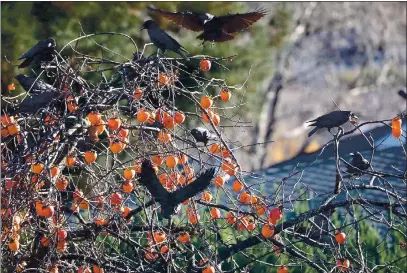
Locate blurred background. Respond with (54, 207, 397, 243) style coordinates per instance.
(2, 1, 406, 171)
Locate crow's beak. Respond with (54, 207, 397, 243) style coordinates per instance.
(349, 114, 358, 124)
(140, 26, 145, 31)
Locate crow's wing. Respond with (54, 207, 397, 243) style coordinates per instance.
(16, 76, 56, 94)
(12, 91, 60, 114)
(159, 29, 184, 50)
(309, 111, 340, 127)
(148, 6, 205, 32)
(169, 167, 215, 205)
(323, 111, 350, 127)
(18, 41, 41, 60)
(19, 39, 53, 60)
(214, 8, 267, 34)
(15, 76, 36, 91)
(18, 58, 34, 69)
(140, 160, 170, 202)
(347, 158, 359, 174)
(148, 28, 183, 51)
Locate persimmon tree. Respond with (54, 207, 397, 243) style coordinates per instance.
(1, 31, 406, 273)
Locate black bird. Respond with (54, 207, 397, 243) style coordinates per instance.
(148, 6, 267, 46)
(12, 75, 60, 114)
(140, 160, 215, 219)
(14, 74, 57, 94)
(346, 152, 370, 177)
(18, 38, 56, 68)
(140, 20, 190, 61)
(190, 127, 217, 145)
(307, 111, 358, 137)
(398, 88, 407, 100)
(11, 91, 60, 115)
(132, 51, 150, 62)
(109, 64, 138, 86)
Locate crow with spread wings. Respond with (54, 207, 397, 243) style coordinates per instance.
(148, 6, 267, 46)
(140, 160, 216, 219)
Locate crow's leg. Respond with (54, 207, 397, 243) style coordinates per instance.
(338, 127, 344, 136)
(157, 49, 167, 59)
(328, 128, 332, 135)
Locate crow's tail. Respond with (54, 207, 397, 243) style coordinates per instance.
(180, 46, 189, 54)
(18, 58, 32, 68)
(308, 127, 319, 137)
(161, 205, 175, 219)
(175, 49, 190, 62)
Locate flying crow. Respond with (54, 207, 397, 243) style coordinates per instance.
(148, 6, 267, 46)
(18, 38, 56, 68)
(140, 160, 215, 218)
(141, 20, 190, 61)
(190, 127, 217, 145)
(307, 111, 358, 137)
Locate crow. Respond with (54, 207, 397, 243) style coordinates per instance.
(140, 160, 215, 219)
(18, 38, 56, 68)
(132, 51, 150, 62)
(346, 152, 370, 177)
(307, 111, 358, 137)
(190, 127, 217, 145)
(148, 6, 267, 46)
(14, 74, 57, 94)
(12, 75, 60, 114)
(398, 88, 407, 100)
(109, 64, 138, 87)
(140, 20, 190, 61)
(10, 91, 61, 115)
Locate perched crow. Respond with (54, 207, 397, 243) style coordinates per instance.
(190, 127, 217, 145)
(307, 111, 358, 137)
(18, 38, 56, 68)
(140, 160, 215, 218)
(140, 20, 190, 61)
(109, 64, 138, 86)
(12, 75, 60, 114)
(148, 6, 267, 46)
(132, 51, 150, 62)
(11, 91, 61, 115)
(346, 152, 370, 177)
(14, 74, 57, 94)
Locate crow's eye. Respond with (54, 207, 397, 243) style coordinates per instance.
(48, 43, 52, 47)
